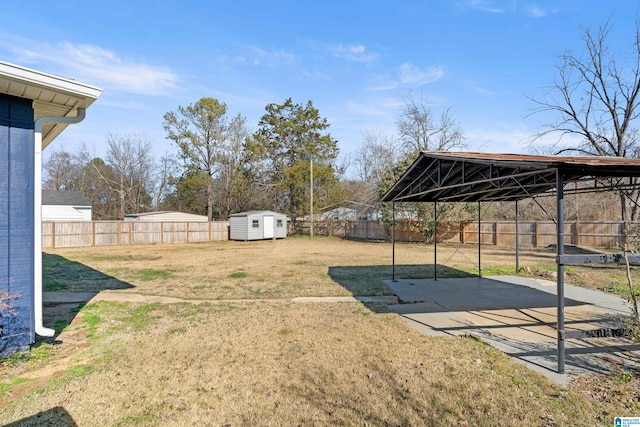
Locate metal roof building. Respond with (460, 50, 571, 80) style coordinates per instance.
(124, 211, 208, 222)
(382, 151, 640, 374)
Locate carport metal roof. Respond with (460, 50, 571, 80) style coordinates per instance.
(381, 151, 640, 203)
(382, 151, 640, 375)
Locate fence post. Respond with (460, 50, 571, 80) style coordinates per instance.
(209, 221, 212, 242)
(117, 222, 121, 246)
(459, 221, 465, 243)
(186, 222, 190, 243)
(91, 221, 95, 246)
(533, 222, 539, 247)
(493, 222, 497, 245)
(573, 220, 580, 246)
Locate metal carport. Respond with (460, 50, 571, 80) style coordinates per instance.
(381, 151, 640, 373)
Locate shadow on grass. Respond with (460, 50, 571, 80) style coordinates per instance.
(328, 264, 474, 297)
(4, 406, 76, 426)
(43, 253, 134, 293)
(41, 253, 134, 344)
(328, 264, 475, 314)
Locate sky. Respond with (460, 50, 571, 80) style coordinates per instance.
(1, 1, 638, 177)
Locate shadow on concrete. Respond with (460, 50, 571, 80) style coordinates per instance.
(328, 264, 475, 313)
(387, 275, 585, 310)
(328, 263, 640, 379)
(385, 274, 640, 379)
(4, 406, 76, 426)
(40, 253, 135, 345)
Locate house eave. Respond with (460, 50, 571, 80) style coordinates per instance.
(0, 61, 102, 147)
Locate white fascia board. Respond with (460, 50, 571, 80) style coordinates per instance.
(0, 61, 102, 105)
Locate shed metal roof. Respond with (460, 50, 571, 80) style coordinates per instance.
(381, 151, 640, 203)
(229, 210, 287, 217)
(0, 61, 102, 148)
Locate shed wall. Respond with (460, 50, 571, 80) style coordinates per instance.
(229, 216, 249, 240)
(273, 214, 287, 238)
(0, 94, 35, 355)
(42, 205, 91, 221)
(229, 211, 287, 240)
(246, 213, 265, 240)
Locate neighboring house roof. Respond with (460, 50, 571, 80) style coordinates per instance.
(0, 61, 102, 148)
(42, 190, 91, 207)
(124, 211, 209, 221)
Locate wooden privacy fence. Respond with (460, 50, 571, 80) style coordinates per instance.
(43, 221, 229, 249)
(43, 219, 636, 249)
(296, 219, 634, 249)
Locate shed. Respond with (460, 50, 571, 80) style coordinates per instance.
(42, 190, 92, 221)
(124, 211, 208, 222)
(229, 210, 287, 240)
(0, 61, 101, 355)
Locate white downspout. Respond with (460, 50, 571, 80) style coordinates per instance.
(34, 108, 86, 337)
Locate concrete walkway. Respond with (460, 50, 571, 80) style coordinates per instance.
(385, 275, 640, 384)
(43, 292, 397, 306)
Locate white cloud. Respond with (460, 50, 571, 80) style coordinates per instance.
(6, 40, 179, 96)
(466, 0, 505, 13)
(524, 3, 546, 18)
(466, 127, 530, 153)
(243, 46, 295, 67)
(398, 63, 444, 86)
(331, 44, 378, 64)
(475, 86, 500, 96)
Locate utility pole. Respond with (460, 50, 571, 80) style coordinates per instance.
(310, 158, 314, 238)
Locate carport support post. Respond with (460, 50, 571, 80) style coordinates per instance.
(478, 201, 481, 278)
(556, 170, 566, 374)
(434, 202, 438, 280)
(515, 200, 519, 275)
(392, 202, 396, 282)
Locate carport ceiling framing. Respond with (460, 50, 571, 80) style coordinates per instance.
(381, 151, 640, 203)
(381, 151, 640, 375)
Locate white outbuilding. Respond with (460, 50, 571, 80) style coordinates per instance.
(124, 211, 208, 222)
(42, 190, 92, 221)
(229, 210, 287, 241)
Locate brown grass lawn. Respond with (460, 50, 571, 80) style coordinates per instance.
(0, 237, 638, 425)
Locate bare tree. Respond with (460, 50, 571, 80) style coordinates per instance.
(396, 91, 465, 154)
(353, 130, 400, 206)
(43, 148, 79, 190)
(151, 153, 178, 210)
(215, 113, 252, 218)
(86, 134, 154, 219)
(530, 18, 640, 219)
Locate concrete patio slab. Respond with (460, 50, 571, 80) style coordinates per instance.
(385, 275, 640, 384)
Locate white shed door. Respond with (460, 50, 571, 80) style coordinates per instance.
(263, 216, 274, 238)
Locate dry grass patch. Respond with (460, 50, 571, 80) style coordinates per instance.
(0, 300, 616, 426)
(25, 237, 640, 425)
(43, 237, 560, 300)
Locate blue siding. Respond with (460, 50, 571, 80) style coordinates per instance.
(0, 94, 34, 356)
